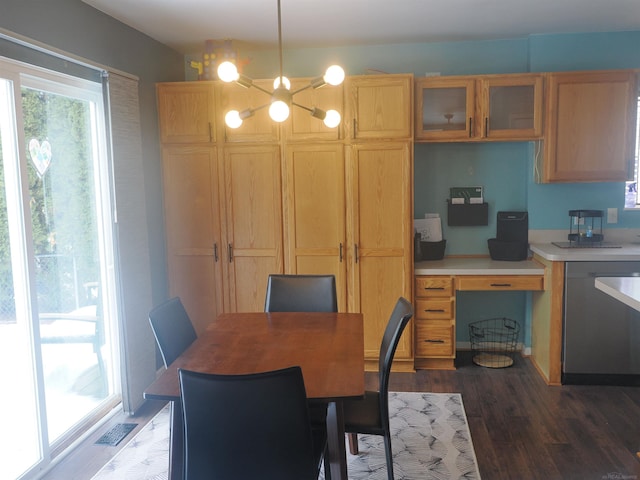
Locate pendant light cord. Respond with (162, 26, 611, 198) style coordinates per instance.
(277, 0, 284, 82)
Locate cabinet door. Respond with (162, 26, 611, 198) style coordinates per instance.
(283, 144, 347, 310)
(415, 76, 476, 141)
(218, 80, 280, 143)
(543, 70, 638, 182)
(346, 74, 413, 140)
(285, 78, 344, 141)
(347, 142, 413, 366)
(221, 145, 284, 312)
(157, 82, 216, 144)
(162, 146, 223, 334)
(481, 74, 544, 140)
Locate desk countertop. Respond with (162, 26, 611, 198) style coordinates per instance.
(595, 277, 640, 312)
(415, 257, 545, 275)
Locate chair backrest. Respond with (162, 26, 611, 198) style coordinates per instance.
(264, 274, 338, 312)
(179, 366, 319, 480)
(377, 297, 414, 420)
(148, 297, 197, 368)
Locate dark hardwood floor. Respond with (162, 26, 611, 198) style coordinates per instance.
(42, 351, 640, 480)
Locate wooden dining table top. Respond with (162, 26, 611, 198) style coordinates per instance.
(144, 311, 365, 401)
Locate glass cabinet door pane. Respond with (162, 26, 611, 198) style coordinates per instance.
(422, 87, 469, 132)
(488, 85, 535, 131)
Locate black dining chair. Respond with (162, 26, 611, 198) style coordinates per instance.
(342, 296, 414, 480)
(264, 274, 338, 313)
(178, 366, 327, 480)
(148, 297, 197, 368)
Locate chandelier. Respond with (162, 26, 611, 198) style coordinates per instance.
(217, 0, 345, 129)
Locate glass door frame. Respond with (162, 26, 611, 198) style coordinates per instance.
(0, 56, 121, 480)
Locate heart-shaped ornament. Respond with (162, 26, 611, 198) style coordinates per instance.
(29, 138, 52, 177)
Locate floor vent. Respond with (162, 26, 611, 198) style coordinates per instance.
(94, 423, 138, 446)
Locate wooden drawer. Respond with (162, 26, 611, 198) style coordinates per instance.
(415, 298, 454, 320)
(415, 276, 454, 297)
(455, 275, 544, 291)
(415, 321, 454, 357)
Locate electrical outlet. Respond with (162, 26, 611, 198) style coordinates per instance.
(607, 208, 618, 224)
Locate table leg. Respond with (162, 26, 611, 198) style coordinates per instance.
(169, 401, 184, 480)
(326, 400, 348, 480)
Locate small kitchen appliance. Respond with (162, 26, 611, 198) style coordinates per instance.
(487, 211, 529, 261)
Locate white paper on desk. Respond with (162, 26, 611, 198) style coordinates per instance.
(415, 214, 442, 242)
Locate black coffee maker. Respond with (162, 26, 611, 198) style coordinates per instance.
(487, 211, 529, 261)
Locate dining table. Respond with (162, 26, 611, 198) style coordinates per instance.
(144, 311, 365, 480)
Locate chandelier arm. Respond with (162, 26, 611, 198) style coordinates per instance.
(241, 82, 272, 96)
(250, 102, 271, 114)
(290, 83, 314, 96)
(291, 102, 312, 113)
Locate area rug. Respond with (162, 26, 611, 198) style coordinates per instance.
(92, 392, 480, 480)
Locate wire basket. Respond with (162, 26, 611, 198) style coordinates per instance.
(469, 317, 520, 368)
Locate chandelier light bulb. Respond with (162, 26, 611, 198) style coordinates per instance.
(273, 76, 291, 90)
(225, 110, 243, 129)
(217, 61, 239, 83)
(324, 65, 345, 86)
(323, 109, 341, 128)
(269, 100, 290, 122)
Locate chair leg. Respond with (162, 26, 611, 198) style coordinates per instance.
(323, 448, 332, 480)
(347, 433, 359, 455)
(383, 433, 394, 480)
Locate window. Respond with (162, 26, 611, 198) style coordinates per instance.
(0, 56, 120, 480)
(624, 93, 640, 208)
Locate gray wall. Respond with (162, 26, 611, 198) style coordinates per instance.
(1, 0, 185, 307)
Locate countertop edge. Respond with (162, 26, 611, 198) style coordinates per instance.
(415, 257, 545, 275)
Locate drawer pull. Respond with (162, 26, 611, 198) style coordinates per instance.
(490, 283, 512, 287)
(425, 339, 445, 343)
(424, 309, 445, 313)
(424, 287, 445, 290)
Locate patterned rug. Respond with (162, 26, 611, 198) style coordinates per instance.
(92, 392, 480, 480)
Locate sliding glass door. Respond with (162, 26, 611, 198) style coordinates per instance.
(0, 58, 120, 479)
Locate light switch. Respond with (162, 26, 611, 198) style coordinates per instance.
(607, 208, 618, 224)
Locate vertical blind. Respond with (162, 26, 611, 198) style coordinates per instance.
(106, 71, 156, 414)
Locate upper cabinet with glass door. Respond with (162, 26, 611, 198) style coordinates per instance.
(415, 73, 544, 142)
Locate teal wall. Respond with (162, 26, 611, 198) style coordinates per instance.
(192, 31, 640, 347)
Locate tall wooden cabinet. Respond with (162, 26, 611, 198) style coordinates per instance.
(161, 145, 223, 334)
(346, 142, 413, 370)
(344, 75, 414, 371)
(220, 145, 283, 312)
(282, 144, 348, 310)
(157, 75, 414, 370)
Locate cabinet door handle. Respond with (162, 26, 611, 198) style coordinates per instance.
(425, 339, 445, 344)
(228, 243, 233, 262)
(353, 119, 357, 137)
(484, 117, 489, 137)
(339, 243, 343, 262)
(208, 122, 213, 142)
(354, 244, 359, 263)
(468, 117, 473, 137)
(214, 243, 219, 262)
(490, 283, 512, 287)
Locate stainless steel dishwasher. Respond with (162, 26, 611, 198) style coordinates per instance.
(563, 261, 640, 385)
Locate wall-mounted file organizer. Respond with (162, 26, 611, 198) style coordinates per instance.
(447, 201, 489, 226)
